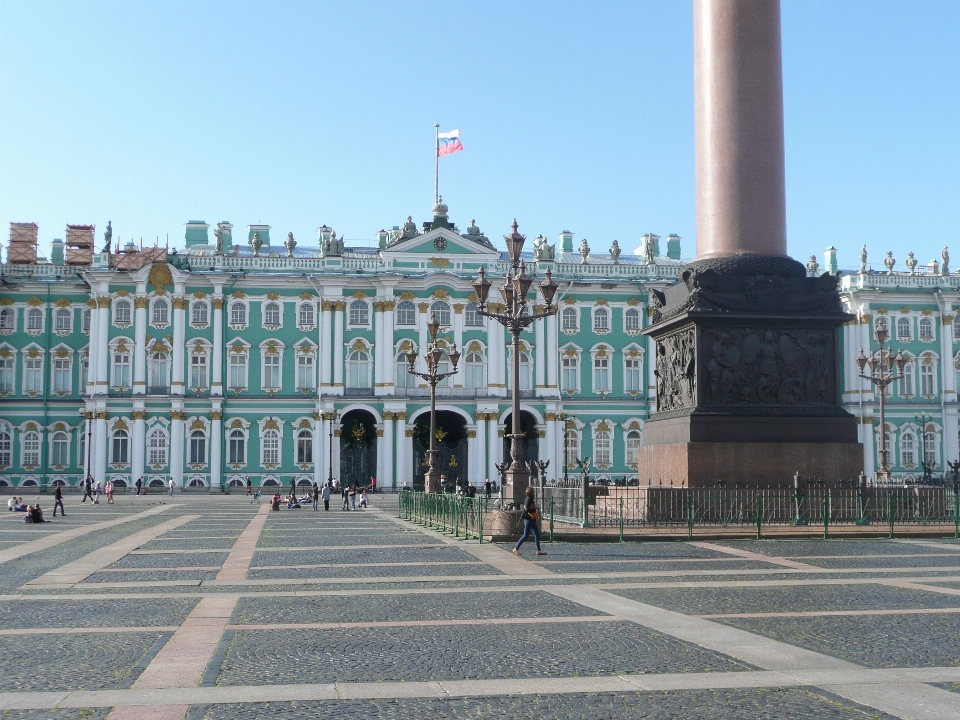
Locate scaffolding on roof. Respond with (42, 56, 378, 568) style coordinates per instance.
(8, 222, 39, 265)
(65, 224, 95, 266)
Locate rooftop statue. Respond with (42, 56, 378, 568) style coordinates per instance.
(464, 219, 493, 249)
(395, 216, 419, 243)
(942, 246, 950, 276)
(905, 252, 917, 275)
(102, 221, 113, 254)
(213, 226, 224, 255)
(285, 232, 297, 258)
(609, 240, 622, 264)
(884, 251, 895, 275)
(860, 244, 868, 274)
(579, 238, 591, 265)
(533, 235, 555, 261)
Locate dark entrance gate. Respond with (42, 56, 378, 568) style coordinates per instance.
(339, 409, 377, 488)
(411, 410, 468, 492)
(502, 411, 540, 470)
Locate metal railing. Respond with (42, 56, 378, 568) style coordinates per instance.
(398, 489, 486, 541)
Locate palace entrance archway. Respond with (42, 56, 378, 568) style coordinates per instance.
(412, 410, 468, 492)
(501, 411, 540, 474)
(339, 409, 377, 489)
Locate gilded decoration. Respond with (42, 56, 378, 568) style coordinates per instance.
(627, 297, 640, 306)
(170, 412, 186, 421)
(212, 298, 224, 309)
(433, 289, 450, 299)
(467, 292, 478, 302)
(131, 411, 146, 420)
(417, 303, 429, 313)
(193, 291, 207, 299)
(563, 297, 578, 305)
(54, 298, 72, 307)
(466, 340, 482, 353)
(211, 411, 223, 420)
(232, 290, 246, 299)
(921, 308, 933, 316)
(350, 339, 366, 351)
(230, 343, 244, 354)
(112, 419, 129, 431)
(86, 298, 97, 308)
(172, 297, 188, 310)
(351, 290, 369, 299)
(190, 419, 205, 430)
(0, 349, 9, 359)
(264, 419, 279, 430)
(453, 304, 464, 314)
(399, 291, 416, 300)
(147, 263, 174, 290)
(300, 291, 313, 300)
(135, 297, 149, 309)
(429, 257, 450, 269)
(27, 349, 40, 358)
(27, 297, 43, 307)
(266, 292, 279, 301)
(595, 298, 609, 306)
(97, 297, 111, 308)
(230, 419, 243, 429)
(0, 297, 12, 306)
(55, 348, 70, 358)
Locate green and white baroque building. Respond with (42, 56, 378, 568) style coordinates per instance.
(1, 202, 953, 490)
(0, 202, 683, 491)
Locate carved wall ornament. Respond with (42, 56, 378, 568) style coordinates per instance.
(654, 327, 696, 412)
(230, 343, 245, 354)
(900, 307, 911, 314)
(627, 297, 640, 306)
(399, 291, 416, 300)
(55, 348, 70, 358)
(0, 297, 12, 306)
(563, 297, 578, 305)
(232, 290, 246, 299)
(433, 288, 450, 299)
(212, 298, 224, 310)
(135, 296, 149, 309)
(190, 419, 205, 430)
(172, 297, 188, 310)
(131, 411, 146, 420)
(27, 297, 43, 307)
(921, 308, 933, 316)
(148, 263, 174, 289)
(417, 303, 429, 313)
(265, 292, 279, 301)
(54, 298, 72, 307)
(97, 297, 112, 308)
(350, 290, 369, 299)
(27, 348, 40, 358)
(466, 340, 483, 353)
(429, 257, 451, 269)
(595, 298, 609, 306)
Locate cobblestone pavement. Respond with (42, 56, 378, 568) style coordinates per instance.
(0, 494, 958, 719)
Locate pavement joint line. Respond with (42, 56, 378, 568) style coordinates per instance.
(0, 626, 180, 636)
(893, 539, 960, 552)
(0, 666, 956, 711)
(24, 515, 200, 587)
(251, 560, 485, 570)
(228, 615, 617, 631)
(371, 507, 556, 577)
(689, 541, 823, 570)
(879, 579, 960, 595)
(0, 505, 175, 567)
(215, 505, 270, 582)
(542, 584, 960, 720)
(94, 567, 222, 573)
(129, 543, 448, 555)
(695, 607, 960, 619)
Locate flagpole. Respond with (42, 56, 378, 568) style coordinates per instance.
(434, 123, 440, 205)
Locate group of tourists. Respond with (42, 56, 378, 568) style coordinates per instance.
(7, 496, 48, 523)
(259, 477, 372, 512)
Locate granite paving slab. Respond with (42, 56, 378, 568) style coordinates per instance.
(0, 597, 198, 628)
(84, 569, 217, 583)
(509, 542, 731, 560)
(251, 545, 478, 567)
(139, 538, 239, 551)
(537, 560, 774, 574)
(257, 534, 441, 548)
(800, 555, 960, 569)
(714, 539, 955, 557)
(109, 552, 230, 569)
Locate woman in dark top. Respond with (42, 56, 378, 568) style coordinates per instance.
(513, 487, 546, 556)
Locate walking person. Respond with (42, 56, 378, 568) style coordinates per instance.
(167, 478, 175, 497)
(513, 487, 546, 557)
(341, 485, 350, 511)
(484, 478, 492, 500)
(135, 476, 143, 496)
(349, 485, 357, 510)
(246, 477, 252, 496)
(105, 479, 114, 504)
(53, 484, 65, 517)
(82, 477, 93, 503)
(321, 482, 331, 511)
(312, 482, 319, 511)
(93, 480, 101, 505)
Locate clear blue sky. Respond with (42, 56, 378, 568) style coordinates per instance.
(1, 0, 957, 271)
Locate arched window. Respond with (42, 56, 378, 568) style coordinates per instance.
(148, 428, 167, 466)
(262, 429, 280, 466)
(27, 308, 43, 331)
(920, 362, 935, 396)
(228, 429, 246, 464)
(431, 301, 451, 326)
(113, 350, 131, 389)
(919, 317, 934, 340)
(298, 302, 314, 327)
(82, 308, 91, 333)
(901, 432, 915, 466)
(55, 308, 71, 331)
(114, 300, 131, 325)
(263, 302, 281, 326)
(508, 351, 532, 391)
(189, 430, 207, 465)
(347, 350, 371, 388)
(464, 302, 482, 327)
(593, 307, 609, 331)
(0, 354, 13, 393)
(296, 429, 313, 464)
(230, 301, 247, 326)
(192, 301, 208, 326)
(149, 351, 169, 392)
(594, 430, 612, 467)
(562, 307, 578, 331)
(875, 316, 888, 335)
(0, 308, 13, 330)
(51, 431, 69, 467)
(152, 299, 169, 325)
(896, 316, 911, 341)
(112, 429, 129, 465)
(22, 431, 40, 466)
(0, 429, 10, 467)
(901, 361, 914, 396)
(593, 354, 610, 392)
(923, 431, 937, 465)
(464, 352, 486, 389)
(624, 357, 642, 393)
(625, 430, 642, 468)
(564, 428, 580, 469)
(396, 353, 416, 388)
(349, 300, 369, 326)
(396, 301, 416, 325)
(625, 307, 640, 332)
(561, 354, 579, 393)
(954, 315, 960, 341)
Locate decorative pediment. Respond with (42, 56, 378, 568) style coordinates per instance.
(382, 227, 499, 259)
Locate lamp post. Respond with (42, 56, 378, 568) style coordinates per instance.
(326, 409, 340, 486)
(914, 412, 935, 485)
(558, 412, 575, 485)
(472, 221, 558, 505)
(406, 314, 460, 493)
(856, 324, 906, 482)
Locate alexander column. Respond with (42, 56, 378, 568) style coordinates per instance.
(638, 0, 863, 486)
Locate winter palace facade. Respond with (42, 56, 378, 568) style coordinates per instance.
(0, 201, 956, 489)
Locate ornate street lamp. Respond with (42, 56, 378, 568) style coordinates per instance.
(856, 323, 906, 481)
(406, 314, 460, 493)
(326, 409, 340, 486)
(558, 412, 575, 485)
(473, 220, 558, 505)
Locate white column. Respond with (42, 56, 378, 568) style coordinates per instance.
(383, 301, 396, 392)
(212, 297, 224, 396)
(545, 413, 557, 482)
(171, 412, 184, 488)
(534, 316, 545, 393)
(93, 411, 107, 484)
(95, 298, 109, 395)
(489, 321, 506, 396)
(375, 424, 386, 485)
(210, 410, 222, 489)
(546, 312, 559, 392)
(171, 296, 186, 396)
(318, 413, 331, 485)
(395, 411, 408, 488)
(332, 301, 344, 393)
(86, 302, 99, 395)
(487, 414, 500, 485)
(374, 302, 386, 396)
(332, 419, 342, 480)
(862, 414, 876, 479)
(320, 302, 333, 389)
(382, 414, 395, 487)
(133, 297, 147, 395)
(131, 411, 145, 484)
(475, 412, 487, 483)
(944, 407, 959, 466)
(313, 414, 324, 487)
(466, 426, 479, 486)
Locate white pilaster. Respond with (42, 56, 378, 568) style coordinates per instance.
(382, 414, 395, 487)
(545, 414, 557, 482)
(452, 305, 464, 388)
(535, 317, 545, 393)
(487, 414, 500, 485)
(131, 411, 145, 485)
(332, 419, 342, 481)
(171, 296, 186, 395)
(210, 410, 222, 490)
(395, 411, 408, 488)
(171, 412, 184, 488)
(332, 301, 344, 393)
(474, 413, 487, 483)
(313, 412, 324, 487)
(546, 312, 559, 392)
(95, 298, 109, 395)
(944, 407, 959, 466)
(320, 302, 333, 388)
(133, 297, 147, 395)
(383, 301, 396, 392)
(93, 413, 107, 484)
(466, 425, 479, 486)
(375, 424, 386, 486)
(212, 296, 223, 396)
(374, 301, 387, 396)
(86, 303, 99, 395)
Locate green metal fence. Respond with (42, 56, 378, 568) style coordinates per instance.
(398, 490, 486, 541)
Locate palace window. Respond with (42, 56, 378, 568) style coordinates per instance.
(896, 316, 911, 341)
(0, 428, 10, 467)
(593, 307, 609, 332)
(594, 430, 612, 467)
(298, 302, 315, 327)
(465, 302, 482, 327)
(296, 429, 313, 464)
(228, 429, 246, 464)
(508, 351, 532, 391)
(148, 428, 167, 466)
(229, 352, 248, 390)
(51, 432, 69, 467)
(189, 430, 207, 465)
(348, 300, 369, 326)
(53, 357, 71, 393)
(624, 357, 641, 393)
(919, 317, 934, 340)
(82, 308, 91, 333)
(625, 430, 641, 468)
(0, 357, 12, 393)
(562, 307, 578, 331)
(430, 301, 451, 327)
(901, 432, 915, 466)
(79, 355, 88, 391)
(149, 351, 169, 392)
(561, 355, 579, 393)
(152, 299, 169, 325)
(625, 307, 641, 332)
(436, 358, 451, 388)
(297, 354, 315, 390)
(900, 362, 914, 396)
(924, 432, 937, 465)
(921, 363, 935, 396)
(464, 352, 486, 389)
(263, 302, 281, 327)
(954, 315, 960, 341)
(24, 356, 43, 393)
(396, 353, 416, 388)
(593, 355, 610, 393)
(114, 300, 131, 325)
(27, 308, 43, 331)
(191, 301, 208, 326)
(113, 352, 131, 389)
(22, 431, 40, 467)
(190, 354, 208, 390)
(564, 428, 580, 469)
(396, 301, 416, 325)
(55, 308, 71, 332)
(262, 429, 280, 466)
(347, 349, 371, 388)
(875, 316, 888, 336)
(112, 430, 129, 465)
(263, 354, 281, 390)
(0, 308, 13, 330)
(230, 301, 247, 326)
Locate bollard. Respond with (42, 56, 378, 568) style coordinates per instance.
(823, 490, 830, 540)
(755, 492, 762, 540)
(687, 492, 694, 540)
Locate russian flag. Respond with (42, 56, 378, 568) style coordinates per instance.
(437, 129, 464, 157)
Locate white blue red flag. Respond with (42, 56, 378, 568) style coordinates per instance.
(437, 129, 464, 157)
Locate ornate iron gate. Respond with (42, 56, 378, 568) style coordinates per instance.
(412, 437, 469, 492)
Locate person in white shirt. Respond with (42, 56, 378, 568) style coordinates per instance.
(168, 478, 175, 497)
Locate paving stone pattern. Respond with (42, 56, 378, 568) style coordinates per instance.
(247, 563, 500, 580)
(800, 554, 960, 569)
(251, 544, 479, 567)
(715, 539, 959, 557)
(538, 559, 774, 574)
(109, 552, 230, 568)
(0, 597, 198, 628)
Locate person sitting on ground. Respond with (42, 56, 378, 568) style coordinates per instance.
(7, 497, 15, 511)
(358, 490, 369, 508)
(25, 504, 45, 523)
(13, 497, 27, 512)
(271, 492, 281, 511)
